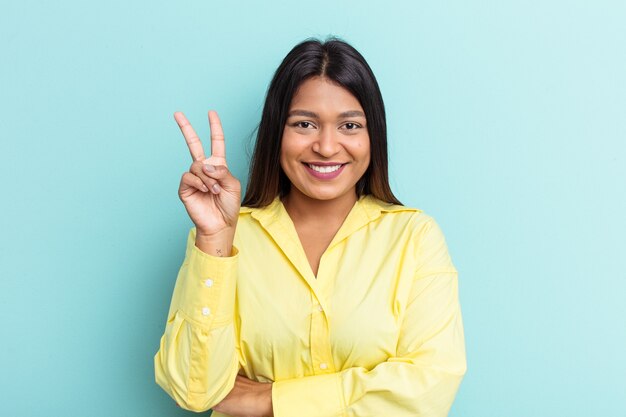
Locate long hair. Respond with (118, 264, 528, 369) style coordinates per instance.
(242, 37, 402, 207)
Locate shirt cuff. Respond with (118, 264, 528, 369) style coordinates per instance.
(272, 372, 344, 417)
(174, 242, 239, 327)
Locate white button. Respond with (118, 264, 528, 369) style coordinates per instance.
(204, 278, 214, 287)
(316, 304, 323, 312)
(319, 363, 328, 370)
(201, 307, 211, 316)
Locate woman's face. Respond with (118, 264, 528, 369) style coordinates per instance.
(280, 76, 370, 203)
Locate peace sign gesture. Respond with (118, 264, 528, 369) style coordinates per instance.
(175, 111, 241, 246)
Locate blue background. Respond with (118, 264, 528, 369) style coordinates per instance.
(1, 1, 624, 416)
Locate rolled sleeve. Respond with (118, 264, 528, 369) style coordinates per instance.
(154, 228, 240, 412)
(171, 237, 239, 327)
(272, 372, 344, 417)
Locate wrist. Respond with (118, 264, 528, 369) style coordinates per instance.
(195, 228, 235, 257)
(196, 226, 235, 241)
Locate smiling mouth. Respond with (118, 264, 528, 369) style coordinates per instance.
(304, 163, 346, 173)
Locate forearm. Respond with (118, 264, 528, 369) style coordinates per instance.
(212, 376, 274, 417)
(271, 362, 464, 417)
(155, 321, 239, 411)
(155, 228, 240, 412)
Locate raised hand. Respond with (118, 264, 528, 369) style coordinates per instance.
(175, 110, 241, 254)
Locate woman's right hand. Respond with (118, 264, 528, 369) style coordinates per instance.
(175, 110, 241, 243)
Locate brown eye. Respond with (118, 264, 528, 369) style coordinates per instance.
(292, 121, 315, 129)
(342, 122, 361, 130)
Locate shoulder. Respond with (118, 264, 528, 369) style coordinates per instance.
(360, 194, 420, 217)
(362, 196, 456, 274)
(358, 196, 451, 253)
(238, 196, 281, 217)
(367, 196, 454, 253)
(402, 211, 457, 276)
(363, 195, 434, 230)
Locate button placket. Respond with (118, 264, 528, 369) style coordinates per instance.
(310, 297, 333, 374)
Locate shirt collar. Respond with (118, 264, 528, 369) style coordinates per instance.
(239, 195, 418, 284)
(240, 194, 417, 235)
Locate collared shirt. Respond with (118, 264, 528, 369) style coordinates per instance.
(154, 194, 466, 417)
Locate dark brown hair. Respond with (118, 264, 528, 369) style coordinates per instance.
(242, 37, 402, 207)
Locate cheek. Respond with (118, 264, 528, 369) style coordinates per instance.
(279, 136, 299, 171)
(279, 131, 289, 161)
(360, 146, 371, 174)
(280, 133, 306, 158)
(279, 141, 289, 162)
(279, 148, 290, 174)
(358, 138, 371, 161)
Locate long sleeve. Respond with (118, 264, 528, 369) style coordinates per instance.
(271, 218, 467, 417)
(154, 228, 240, 412)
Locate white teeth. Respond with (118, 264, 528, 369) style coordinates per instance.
(308, 164, 342, 173)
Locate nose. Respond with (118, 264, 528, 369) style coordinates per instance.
(312, 127, 340, 157)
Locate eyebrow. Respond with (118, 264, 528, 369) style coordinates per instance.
(287, 109, 366, 118)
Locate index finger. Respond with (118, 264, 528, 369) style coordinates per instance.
(208, 110, 226, 159)
(174, 111, 206, 162)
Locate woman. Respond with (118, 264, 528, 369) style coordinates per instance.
(154, 38, 466, 417)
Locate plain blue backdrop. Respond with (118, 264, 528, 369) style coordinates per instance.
(1, 1, 624, 416)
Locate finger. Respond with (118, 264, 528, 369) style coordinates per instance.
(208, 110, 226, 159)
(190, 163, 222, 193)
(202, 164, 230, 180)
(202, 164, 239, 192)
(174, 111, 206, 162)
(181, 172, 209, 193)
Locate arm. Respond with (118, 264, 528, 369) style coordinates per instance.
(154, 228, 240, 412)
(271, 219, 467, 417)
(155, 109, 243, 411)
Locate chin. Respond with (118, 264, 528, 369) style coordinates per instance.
(306, 194, 338, 201)
(301, 187, 353, 202)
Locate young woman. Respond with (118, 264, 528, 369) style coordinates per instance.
(154, 38, 466, 417)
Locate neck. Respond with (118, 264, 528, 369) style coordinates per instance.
(282, 188, 359, 225)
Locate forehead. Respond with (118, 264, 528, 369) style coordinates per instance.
(289, 76, 363, 112)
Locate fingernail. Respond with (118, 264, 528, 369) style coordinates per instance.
(204, 164, 216, 172)
(202, 185, 209, 192)
(212, 183, 221, 193)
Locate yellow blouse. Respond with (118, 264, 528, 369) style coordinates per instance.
(154, 195, 466, 416)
